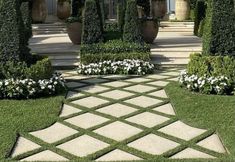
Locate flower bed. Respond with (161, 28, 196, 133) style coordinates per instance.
(0, 72, 65, 99)
(77, 59, 155, 75)
(179, 70, 234, 95)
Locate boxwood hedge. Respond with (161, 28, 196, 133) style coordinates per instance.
(203, 0, 235, 55)
(194, 0, 206, 37)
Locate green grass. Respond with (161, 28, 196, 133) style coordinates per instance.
(0, 94, 65, 160)
(165, 82, 235, 161)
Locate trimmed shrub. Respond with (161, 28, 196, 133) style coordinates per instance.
(80, 40, 150, 54)
(194, 0, 206, 36)
(123, 0, 143, 43)
(187, 53, 235, 83)
(203, 0, 235, 55)
(0, 57, 53, 81)
(0, 0, 31, 63)
(198, 18, 205, 37)
(80, 40, 150, 64)
(81, 0, 103, 44)
(117, 0, 126, 32)
(21, 1, 32, 41)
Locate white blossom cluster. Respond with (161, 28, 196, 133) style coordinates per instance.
(0, 72, 65, 99)
(77, 59, 155, 75)
(179, 70, 234, 95)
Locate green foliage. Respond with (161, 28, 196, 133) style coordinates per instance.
(80, 52, 150, 64)
(123, 0, 143, 43)
(81, 40, 150, 54)
(0, 0, 31, 63)
(0, 57, 53, 80)
(136, 0, 150, 17)
(193, 0, 206, 36)
(198, 18, 205, 37)
(187, 53, 235, 83)
(117, 0, 126, 32)
(203, 0, 235, 55)
(80, 40, 150, 64)
(81, 0, 103, 44)
(21, 1, 32, 40)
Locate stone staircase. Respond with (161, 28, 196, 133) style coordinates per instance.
(30, 21, 202, 69)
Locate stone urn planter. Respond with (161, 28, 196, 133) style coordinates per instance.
(67, 18, 82, 44)
(152, 0, 167, 18)
(57, 0, 71, 20)
(175, 0, 190, 20)
(140, 18, 159, 44)
(32, 0, 48, 23)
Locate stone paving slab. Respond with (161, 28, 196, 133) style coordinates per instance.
(30, 123, 78, 143)
(159, 121, 207, 141)
(124, 85, 156, 93)
(66, 91, 84, 99)
(57, 135, 109, 157)
(94, 121, 142, 141)
(125, 96, 163, 108)
(153, 104, 176, 115)
(20, 150, 68, 161)
(128, 134, 180, 155)
(99, 90, 135, 100)
(72, 96, 109, 108)
(77, 85, 110, 93)
(96, 149, 142, 161)
(11, 137, 41, 157)
(60, 105, 81, 117)
(97, 103, 137, 117)
(126, 112, 170, 128)
(148, 90, 168, 98)
(170, 148, 215, 159)
(102, 81, 131, 88)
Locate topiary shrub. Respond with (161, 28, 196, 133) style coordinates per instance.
(0, 0, 31, 63)
(117, 0, 126, 32)
(123, 0, 143, 43)
(81, 0, 103, 44)
(203, 0, 235, 55)
(194, 0, 206, 36)
(21, 1, 32, 41)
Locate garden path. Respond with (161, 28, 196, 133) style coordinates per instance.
(10, 68, 227, 161)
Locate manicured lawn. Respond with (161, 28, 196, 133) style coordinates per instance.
(165, 82, 235, 161)
(0, 94, 65, 160)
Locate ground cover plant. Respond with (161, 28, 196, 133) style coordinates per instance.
(165, 82, 235, 161)
(0, 94, 65, 160)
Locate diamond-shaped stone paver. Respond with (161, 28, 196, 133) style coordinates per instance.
(167, 77, 179, 82)
(146, 74, 171, 80)
(82, 78, 108, 84)
(66, 91, 84, 99)
(102, 81, 130, 87)
(126, 112, 170, 128)
(153, 104, 176, 115)
(72, 96, 109, 108)
(128, 134, 179, 155)
(148, 90, 168, 98)
(60, 105, 81, 117)
(147, 81, 169, 87)
(102, 75, 127, 79)
(11, 137, 41, 157)
(125, 78, 152, 83)
(99, 90, 134, 100)
(20, 150, 68, 161)
(65, 82, 86, 88)
(197, 134, 226, 153)
(57, 135, 109, 157)
(96, 149, 142, 161)
(170, 148, 215, 159)
(97, 103, 137, 117)
(65, 113, 109, 129)
(30, 123, 77, 143)
(159, 121, 207, 141)
(77, 85, 109, 94)
(161, 71, 180, 76)
(124, 85, 156, 93)
(94, 121, 142, 141)
(125, 96, 163, 108)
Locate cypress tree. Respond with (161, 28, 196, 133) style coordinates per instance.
(81, 0, 103, 44)
(123, 0, 143, 43)
(0, 0, 31, 63)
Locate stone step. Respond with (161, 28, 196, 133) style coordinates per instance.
(160, 21, 194, 27)
(151, 57, 190, 65)
(159, 28, 193, 32)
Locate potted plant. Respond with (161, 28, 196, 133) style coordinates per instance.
(31, 0, 48, 23)
(57, 0, 71, 20)
(175, 0, 190, 20)
(137, 0, 159, 44)
(66, 0, 84, 44)
(152, 0, 167, 18)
